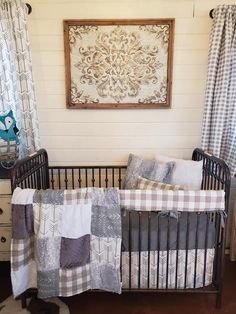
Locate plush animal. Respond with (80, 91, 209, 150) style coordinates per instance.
(0, 110, 19, 143)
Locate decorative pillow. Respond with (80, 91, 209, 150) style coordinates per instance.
(137, 176, 183, 191)
(123, 153, 175, 189)
(155, 153, 203, 190)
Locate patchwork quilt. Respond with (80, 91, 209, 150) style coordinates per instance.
(11, 188, 225, 297)
(11, 187, 121, 298)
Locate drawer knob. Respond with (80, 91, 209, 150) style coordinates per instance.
(0, 208, 3, 215)
(1, 237, 6, 243)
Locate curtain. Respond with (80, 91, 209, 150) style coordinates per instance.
(201, 5, 236, 177)
(0, 0, 40, 158)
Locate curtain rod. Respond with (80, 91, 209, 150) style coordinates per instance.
(26, 3, 32, 15)
(26, 3, 214, 18)
(209, 9, 214, 19)
(25, 3, 214, 18)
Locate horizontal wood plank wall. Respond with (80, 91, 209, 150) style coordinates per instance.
(28, 0, 236, 248)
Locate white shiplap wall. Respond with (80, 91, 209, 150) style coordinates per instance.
(27, 0, 233, 166)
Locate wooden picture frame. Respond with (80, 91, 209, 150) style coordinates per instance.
(64, 19, 174, 109)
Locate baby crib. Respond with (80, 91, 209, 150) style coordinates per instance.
(11, 148, 231, 308)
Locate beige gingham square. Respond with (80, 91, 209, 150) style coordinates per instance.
(137, 176, 183, 191)
(11, 236, 34, 271)
(64, 188, 92, 205)
(59, 264, 91, 296)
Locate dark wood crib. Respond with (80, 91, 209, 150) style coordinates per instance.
(11, 148, 231, 308)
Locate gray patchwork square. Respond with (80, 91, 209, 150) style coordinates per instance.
(92, 188, 120, 207)
(60, 235, 90, 269)
(12, 204, 34, 239)
(37, 269, 59, 298)
(91, 188, 121, 237)
(35, 237, 61, 270)
(91, 264, 121, 294)
(33, 189, 64, 205)
(91, 205, 121, 237)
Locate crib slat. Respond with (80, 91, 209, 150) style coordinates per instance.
(129, 211, 132, 289)
(175, 213, 180, 289)
(65, 168, 68, 189)
(138, 212, 141, 289)
(26, 164, 30, 188)
(148, 212, 151, 289)
(203, 212, 210, 287)
(119, 168, 122, 189)
(166, 214, 170, 289)
(92, 168, 95, 187)
(213, 213, 220, 285)
(41, 167, 44, 189)
(194, 213, 200, 288)
(105, 168, 108, 188)
(58, 168, 61, 189)
(72, 168, 74, 189)
(156, 213, 160, 289)
(112, 168, 115, 187)
(184, 212, 190, 289)
(78, 168, 81, 188)
(85, 169, 88, 187)
(51, 168, 54, 189)
(29, 164, 33, 189)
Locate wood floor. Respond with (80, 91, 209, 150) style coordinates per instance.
(1, 256, 236, 314)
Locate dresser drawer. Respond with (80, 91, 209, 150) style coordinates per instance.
(0, 251, 10, 261)
(0, 179, 11, 194)
(0, 196, 11, 224)
(0, 227, 11, 252)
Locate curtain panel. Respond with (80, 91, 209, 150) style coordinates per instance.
(0, 0, 40, 158)
(201, 5, 236, 177)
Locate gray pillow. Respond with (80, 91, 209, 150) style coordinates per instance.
(123, 154, 175, 189)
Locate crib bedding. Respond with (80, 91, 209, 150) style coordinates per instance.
(11, 188, 225, 298)
(121, 211, 217, 289)
(120, 189, 225, 290)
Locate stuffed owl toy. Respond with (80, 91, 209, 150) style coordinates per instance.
(0, 110, 19, 143)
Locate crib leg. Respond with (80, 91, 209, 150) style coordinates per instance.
(20, 289, 38, 309)
(21, 293, 27, 309)
(216, 291, 222, 309)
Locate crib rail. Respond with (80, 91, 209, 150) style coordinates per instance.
(11, 149, 49, 191)
(192, 148, 231, 212)
(48, 165, 127, 190)
(12, 148, 231, 200)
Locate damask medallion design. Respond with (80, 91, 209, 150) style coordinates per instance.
(64, 20, 174, 108)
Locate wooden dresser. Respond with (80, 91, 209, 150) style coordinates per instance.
(0, 169, 12, 261)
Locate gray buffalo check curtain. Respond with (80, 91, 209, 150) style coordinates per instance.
(201, 5, 236, 177)
(0, 0, 40, 157)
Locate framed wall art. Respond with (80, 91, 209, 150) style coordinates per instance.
(64, 19, 174, 109)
